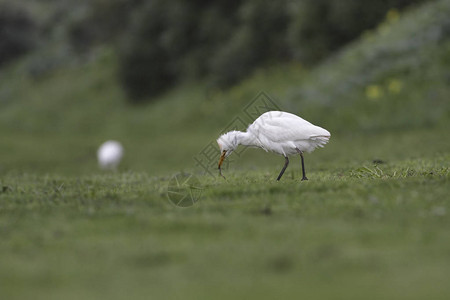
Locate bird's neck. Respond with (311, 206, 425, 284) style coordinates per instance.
(236, 131, 257, 147)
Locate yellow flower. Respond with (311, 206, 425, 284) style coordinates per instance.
(386, 9, 400, 23)
(388, 79, 403, 94)
(366, 85, 383, 100)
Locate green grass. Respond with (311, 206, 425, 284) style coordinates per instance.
(0, 0, 450, 299)
(1, 156, 449, 300)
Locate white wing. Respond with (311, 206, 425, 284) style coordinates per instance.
(247, 111, 330, 154)
(249, 111, 329, 141)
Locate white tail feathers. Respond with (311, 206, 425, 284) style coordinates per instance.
(310, 135, 330, 148)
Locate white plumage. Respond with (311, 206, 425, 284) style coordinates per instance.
(97, 140, 124, 170)
(217, 111, 330, 181)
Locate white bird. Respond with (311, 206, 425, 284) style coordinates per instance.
(217, 111, 330, 181)
(97, 140, 124, 170)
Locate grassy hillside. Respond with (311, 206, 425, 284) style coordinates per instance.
(0, 0, 449, 299)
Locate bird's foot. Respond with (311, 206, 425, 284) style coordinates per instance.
(301, 176, 308, 181)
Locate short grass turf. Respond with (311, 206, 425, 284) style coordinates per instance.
(0, 153, 449, 300)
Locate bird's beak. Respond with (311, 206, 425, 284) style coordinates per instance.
(218, 150, 227, 179)
(218, 150, 227, 169)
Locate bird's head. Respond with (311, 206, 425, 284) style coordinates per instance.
(216, 131, 239, 172)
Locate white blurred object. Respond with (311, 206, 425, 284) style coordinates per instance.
(97, 140, 124, 170)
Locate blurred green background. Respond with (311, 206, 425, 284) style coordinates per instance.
(1, 0, 448, 176)
(1, 0, 450, 299)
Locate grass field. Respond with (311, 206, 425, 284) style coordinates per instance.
(1, 1, 449, 299)
(1, 153, 449, 299)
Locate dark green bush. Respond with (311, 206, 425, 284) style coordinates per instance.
(116, 0, 431, 101)
(210, 0, 289, 87)
(209, 28, 258, 87)
(0, 3, 37, 67)
(67, 0, 145, 54)
(117, 0, 243, 100)
(118, 0, 175, 100)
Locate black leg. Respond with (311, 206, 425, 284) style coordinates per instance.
(277, 156, 289, 181)
(296, 148, 308, 181)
